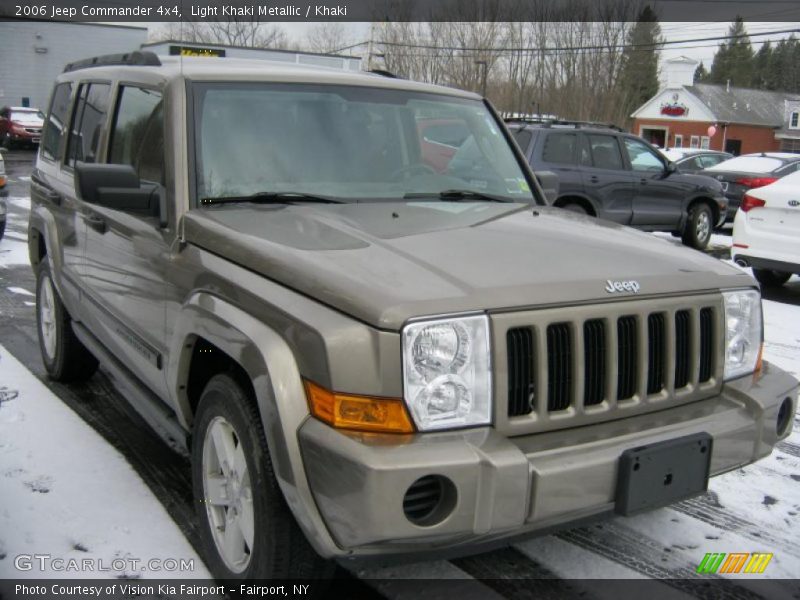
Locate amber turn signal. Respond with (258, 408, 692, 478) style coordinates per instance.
(304, 380, 415, 434)
(755, 343, 764, 374)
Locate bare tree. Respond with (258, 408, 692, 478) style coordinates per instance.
(150, 20, 288, 49)
(305, 22, 353, 54)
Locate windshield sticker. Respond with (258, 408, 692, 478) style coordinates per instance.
(519, 179, 531, 192)
(469, 179, 488, 189)
(505, 178, 524, 194)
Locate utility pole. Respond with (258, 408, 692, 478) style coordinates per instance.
(475, 60, 488, 97)
(367, 21, 376, 71)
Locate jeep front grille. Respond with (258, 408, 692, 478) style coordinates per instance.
(499, 294, 724, 434)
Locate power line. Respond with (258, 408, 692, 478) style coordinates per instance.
(377, 36, 798, 60)
(375, 27, 800, 53)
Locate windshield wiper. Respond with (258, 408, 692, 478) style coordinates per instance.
(403, 189, 515, 202)
(201, 191, 345, 206)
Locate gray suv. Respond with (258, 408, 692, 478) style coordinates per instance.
(30, 52, 798, 580)
(507, 120, 728, 250)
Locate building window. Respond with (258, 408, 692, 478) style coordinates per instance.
(690, 135, 700, 148)
(674, 134, 683, 148)
(791, 111, 799, 129)
(700, 136, 710, 149)
(780, 138, 800, 153)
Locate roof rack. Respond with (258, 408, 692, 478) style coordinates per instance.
(63, 51, 161, 73)
(504, 116, 624, 132)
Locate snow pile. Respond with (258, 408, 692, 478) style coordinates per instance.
(0, 346, 208, 579)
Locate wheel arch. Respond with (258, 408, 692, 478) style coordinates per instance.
(553, 194, 598, 216)
(168, 292, 340, 557)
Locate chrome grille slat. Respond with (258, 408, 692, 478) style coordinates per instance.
(496, 294, 724, 436)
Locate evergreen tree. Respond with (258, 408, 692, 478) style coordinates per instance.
(709, 17, 754, 87)
(694, 61, 709, 83)
(751, 41, 772, 89)
(619, 6, 662, 114)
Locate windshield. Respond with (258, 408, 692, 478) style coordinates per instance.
(192, 83, 535, 204)
(11, 110, 45, 123)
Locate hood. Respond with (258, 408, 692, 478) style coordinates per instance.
(183, 202, 753, 330)
(672, 171, 724, 191)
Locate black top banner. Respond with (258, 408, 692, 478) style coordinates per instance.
(2, 0, 800, 22)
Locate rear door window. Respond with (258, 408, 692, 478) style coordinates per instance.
(109, 86, 164, 184)
(67, 82, 111, 166)
(587, 134, 624, 170)
(41, 83, 73, 161)
(542, 133, 577, 165)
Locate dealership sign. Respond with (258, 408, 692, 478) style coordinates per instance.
(660, 93, 688, 117)
(169, 45, 226, 58)
(660, 102, 688, 117)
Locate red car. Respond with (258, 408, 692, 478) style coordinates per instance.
(0, 106, 45, 148)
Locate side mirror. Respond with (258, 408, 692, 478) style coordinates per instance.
(75, 162, 166, 226)
(665, 161, 677, 174)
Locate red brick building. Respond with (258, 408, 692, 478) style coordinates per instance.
(631, 56, 800, 155)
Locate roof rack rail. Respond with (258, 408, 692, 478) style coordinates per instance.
(63, 51, 161, 73)
(504, 116, 624, 132)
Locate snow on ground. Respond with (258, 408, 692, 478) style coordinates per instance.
(0, 346, 209, 579)
(0, 197, 31, 269)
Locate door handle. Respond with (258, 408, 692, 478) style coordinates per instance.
(639, 178, 648, 185)
(590, 176, 599, 183)
(85, 213, 107, 234)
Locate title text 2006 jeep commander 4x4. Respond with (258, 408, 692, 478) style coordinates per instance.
(30, 52, 798, 580)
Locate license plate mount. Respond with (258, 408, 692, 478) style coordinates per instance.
(615, 432, 712, 516)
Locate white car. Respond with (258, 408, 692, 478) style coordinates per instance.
(732, 169, 800, 287)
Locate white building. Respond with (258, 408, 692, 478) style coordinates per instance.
(0, 22, 148, 109)
(0, 23, 363, 112)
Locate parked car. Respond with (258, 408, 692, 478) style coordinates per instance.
(506, 119, 728, 249)
(31, 52, 797, 581)
(0, 106, 45, 148)
(660, 148, 732, 173)
(0, 151, 6, 240)
(732, 170, 800, 287)
(701, 153, 800, 221)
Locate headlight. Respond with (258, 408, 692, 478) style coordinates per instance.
(402, 315, 492, 431)
(723, 289, 762, 380)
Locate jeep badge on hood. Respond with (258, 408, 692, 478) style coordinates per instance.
(606, 280, 641, 294)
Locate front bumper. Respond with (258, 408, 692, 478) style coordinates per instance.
(298, 362, 797, 558)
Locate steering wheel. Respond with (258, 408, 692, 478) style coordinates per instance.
(389, 163, 437, 181)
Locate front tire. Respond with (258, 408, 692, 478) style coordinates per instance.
(35, 263, 98, 381)
(753, 268, 791, 288)
(682, 203, 713, 250)
(191, 373, 331, 580)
